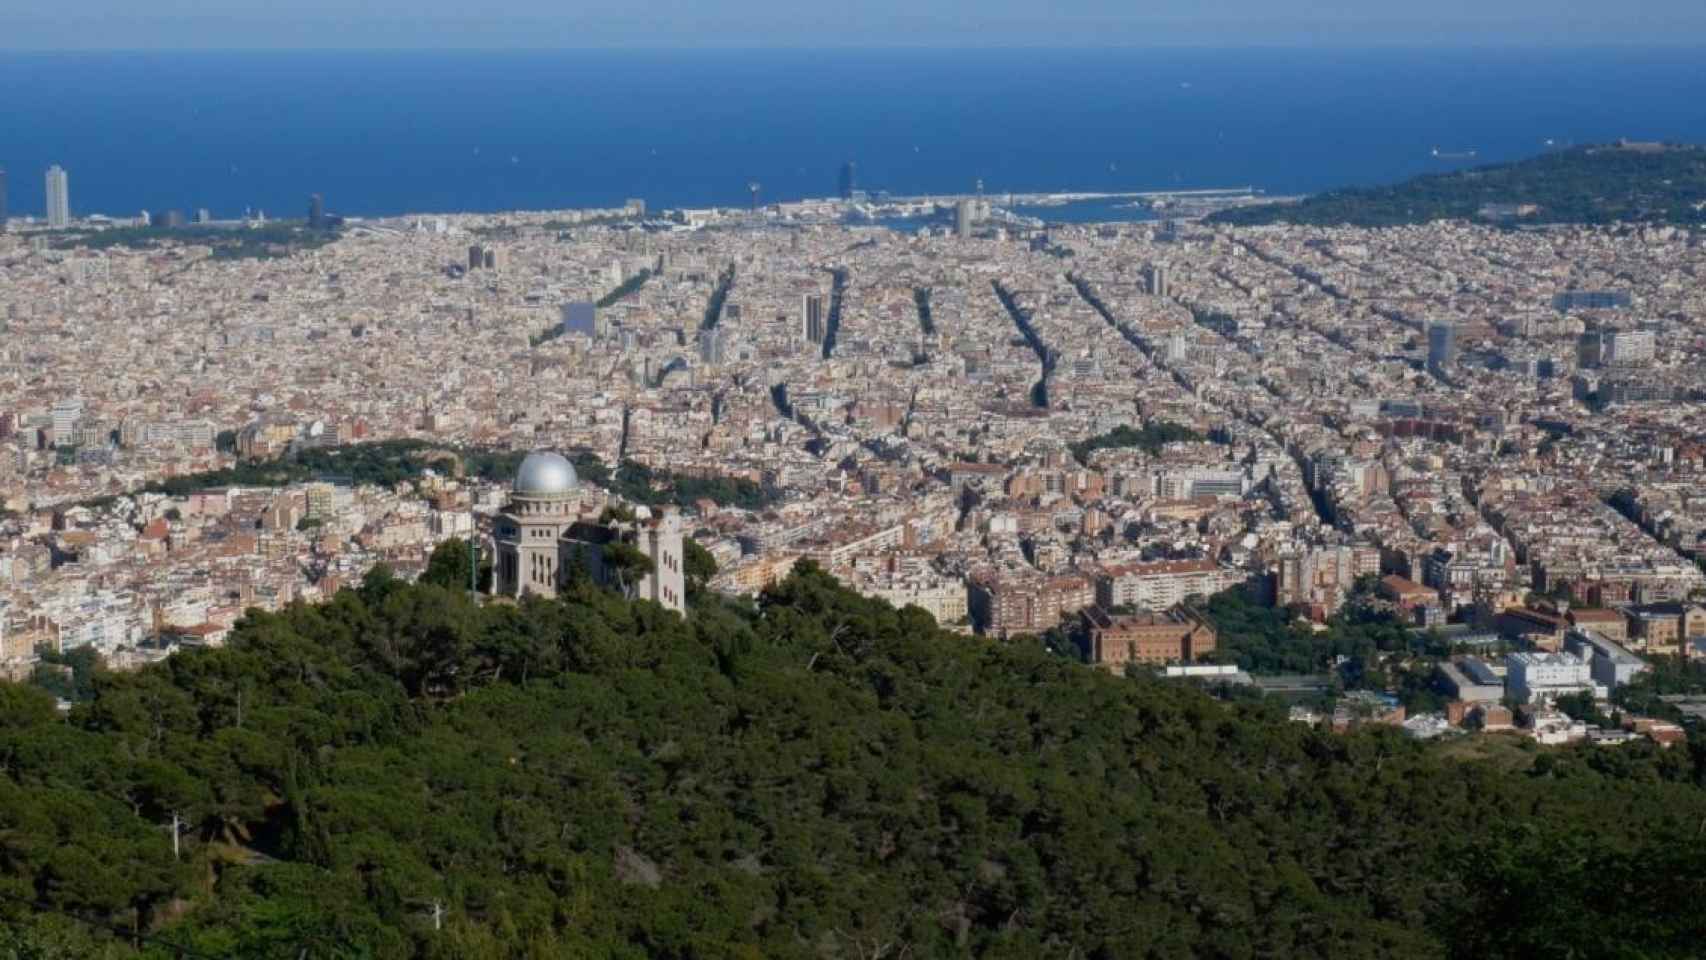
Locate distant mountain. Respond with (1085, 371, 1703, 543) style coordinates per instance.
(1210, 142, 1706, 228)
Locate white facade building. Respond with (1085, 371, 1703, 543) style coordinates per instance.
(1097, 559, 1244, 611)
(1506, 651, 1604, 705)
(491, 451, 686, 614)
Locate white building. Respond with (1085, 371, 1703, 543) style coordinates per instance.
(862, 577, 968, 626)
(1564, 629, 1650, 693)
(1153, 467, 1247, 500)
(1603, 329, 1656, 366)
(50, 398, 83, 448)
(45, 165, 69, 228)
(1506, 651, 1604, 705)
(491, 451, 686, 614)
(1097, 559, 1244, 611)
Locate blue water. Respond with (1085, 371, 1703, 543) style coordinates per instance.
(2, 48, 1704, 219)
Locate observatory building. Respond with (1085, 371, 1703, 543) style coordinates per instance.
(491, 451, 686, 614)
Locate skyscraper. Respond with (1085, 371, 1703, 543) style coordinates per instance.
(45, 165, 69, 228)
(955, 200, 975, 238)
(1147, 263, 1170, 299)
(308, 193, 325, 230)
(1427, 322, 1457, 374)
(838, 161, 857, 200)
(802, 294, 827, 344)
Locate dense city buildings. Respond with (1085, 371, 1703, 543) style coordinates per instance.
(2, 188, 1704, 746)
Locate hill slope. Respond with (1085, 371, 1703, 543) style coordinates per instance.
(2, 565, 1705, 958)
(1210, 143, 1706, 227)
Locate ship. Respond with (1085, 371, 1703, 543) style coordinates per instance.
(1431, 147, 1480, 160)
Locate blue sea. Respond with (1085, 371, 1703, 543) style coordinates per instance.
(3, 47, 1705, 219)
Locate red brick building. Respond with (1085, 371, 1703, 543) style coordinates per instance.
(1080, 606, 1217, 671)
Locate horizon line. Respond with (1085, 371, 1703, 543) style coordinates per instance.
(6, 40, 1706, 53)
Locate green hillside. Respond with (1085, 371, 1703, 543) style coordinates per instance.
(2, 563, 1704, 958)
(1210, 142, 1706, 227)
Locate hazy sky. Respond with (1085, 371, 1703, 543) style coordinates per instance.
(9, 0, 1706, 48)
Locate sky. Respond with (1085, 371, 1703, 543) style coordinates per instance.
(7, 0, 1706, 49)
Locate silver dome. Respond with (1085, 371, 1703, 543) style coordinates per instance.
(513, 451, 579, 497)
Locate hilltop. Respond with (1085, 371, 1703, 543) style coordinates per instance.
(1209, 142, 1706, 228)
(1, 564, 1704, 957)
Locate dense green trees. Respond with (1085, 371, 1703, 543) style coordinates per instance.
(30, 646, 104, 703)
(1210, 143, 1706, 227)
(418, 539, 492, 594)
(51, 222, 341, 260)
(0, 564, 1703, 957)
(683, 538, 719, 598)
(83, 442, 773, 513)
(594, 458, 777, 512)
(1070, 421, 1205, 466)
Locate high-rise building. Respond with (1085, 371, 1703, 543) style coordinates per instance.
(802, 294, 827, 344)
(51, 397, 83, 447)
(44, 165, 69, 228)
(955, 199, 975, 238)
(152, 210, 185, 229)
(1146, 263, 1170, 298)
(466, 244, 508, 272)
(838, 161, 857, 200)
(308, 193, 325, 230)
(1427, 322, 1457, 374)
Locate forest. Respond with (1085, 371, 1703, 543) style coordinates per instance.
(1, 561, 1704, 957)
(1209, 143, 1706, 228)
(75, 441, 773, 513)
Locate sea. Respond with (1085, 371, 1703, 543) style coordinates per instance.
(3, 47, 1705, 220)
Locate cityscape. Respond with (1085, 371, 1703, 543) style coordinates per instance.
(5, 34, 1706, 955)
(5, 154, 1704, 740)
